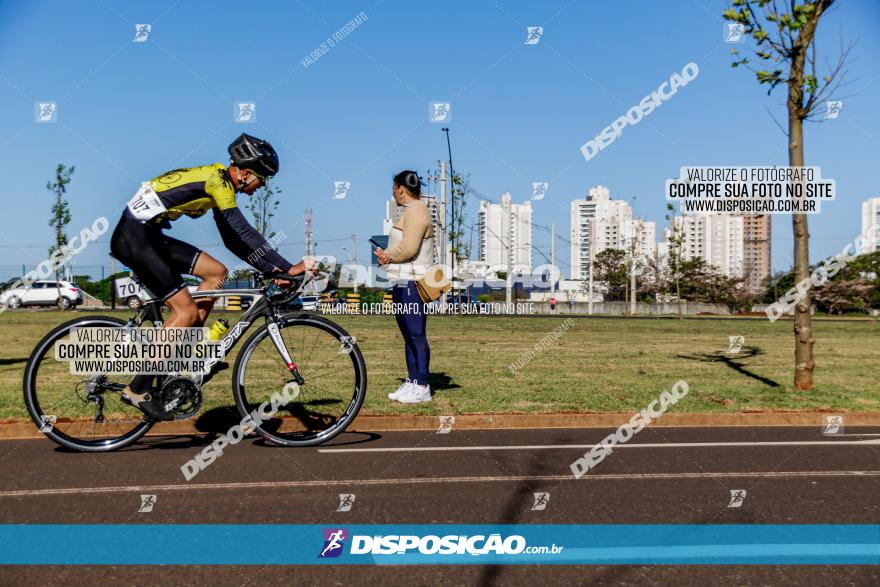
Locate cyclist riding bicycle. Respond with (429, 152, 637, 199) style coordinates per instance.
(110, 133, 311, 420)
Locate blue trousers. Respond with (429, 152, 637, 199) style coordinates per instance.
(392, 281, 430, 385)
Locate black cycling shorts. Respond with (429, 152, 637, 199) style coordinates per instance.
(110, 213, 201, 301)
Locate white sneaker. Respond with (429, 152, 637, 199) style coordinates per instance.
(388, 379, 413, 400)
(395, 383, 432, 404)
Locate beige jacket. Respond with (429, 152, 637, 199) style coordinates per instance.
(383, 200, 435, 281)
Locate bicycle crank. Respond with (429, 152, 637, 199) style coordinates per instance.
(159, 376, 203, 420)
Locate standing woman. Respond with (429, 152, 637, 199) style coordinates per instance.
(376, 170, 434, 404)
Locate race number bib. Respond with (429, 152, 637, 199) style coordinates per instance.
(126, 182, 166, 222)
(114, 276, 144, 299)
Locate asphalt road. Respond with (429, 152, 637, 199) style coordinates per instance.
(1, 426, 879, 585)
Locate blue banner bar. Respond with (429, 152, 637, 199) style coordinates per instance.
(1, 525, 878, 565)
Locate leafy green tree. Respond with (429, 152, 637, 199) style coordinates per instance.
(593, 248, 628, 301)
(724, 0, 851, 390)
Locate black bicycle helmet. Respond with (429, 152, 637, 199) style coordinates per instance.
(228, 133, 279, 178)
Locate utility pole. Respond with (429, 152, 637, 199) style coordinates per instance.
(427, 162, 449, 305)
(587, 222, 594, 315)
(505, 199, 513, 306)
(629, 219, 643, 316)
(439, 160, 447, 268)
(110, 254, 116, 310)
(550, 223, 556, 300)
(305, 208, 313, 257)
(351, 234, 358, 293)
(442, 128, 455, 303)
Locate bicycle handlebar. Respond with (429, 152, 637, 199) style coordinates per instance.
(257, 262, 331, 299)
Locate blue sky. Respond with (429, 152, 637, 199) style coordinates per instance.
(1, 0, 878, 281)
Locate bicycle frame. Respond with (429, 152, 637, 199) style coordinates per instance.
(127, 287, 305, 385)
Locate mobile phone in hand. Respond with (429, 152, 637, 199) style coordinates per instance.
(369, 238, 383, 249)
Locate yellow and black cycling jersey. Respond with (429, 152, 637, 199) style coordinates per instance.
(143, 163, 237, 223)
(120, 163, 292, 276)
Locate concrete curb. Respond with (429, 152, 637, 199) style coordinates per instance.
(1, 411, 876, 440)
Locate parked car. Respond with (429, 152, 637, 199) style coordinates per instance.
(0, 280, 83, 309)
(301, 295, 319, 311)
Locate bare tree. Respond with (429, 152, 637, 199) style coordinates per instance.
(47, 164, 75, 309)
(724, 0, 852, 390)
(246, 177, 281, 240)
(665, 203, 685, 319)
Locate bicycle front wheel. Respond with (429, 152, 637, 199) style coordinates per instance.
(232, 314, 367, 447)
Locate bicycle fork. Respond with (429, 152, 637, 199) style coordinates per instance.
(266, 322, 305, 385)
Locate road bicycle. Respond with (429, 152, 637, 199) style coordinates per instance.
(23, 270, 367, 452)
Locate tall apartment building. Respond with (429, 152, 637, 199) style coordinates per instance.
(569, 185, 656, 280)
(478, 193, 532, 270)
(669, 215, 745, 278)
(742, 215, 771, 290)
(862, 197, 880, 252)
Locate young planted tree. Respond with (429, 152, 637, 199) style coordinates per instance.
(47, 164, 75, 309)
(246, 177, 281, 240)
(450, 173, 471, 263)
(724, 0, 851, 390)
(664, 203, 685, 319)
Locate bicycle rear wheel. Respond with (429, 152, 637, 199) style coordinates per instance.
(232, 314, 367, 446)
(23, 316, 153, 452)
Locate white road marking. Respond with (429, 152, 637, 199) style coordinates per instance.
(0, 470, 879, 498)
(318, 438, 880, 453)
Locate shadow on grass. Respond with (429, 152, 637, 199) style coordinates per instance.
(396, 372, 461, 393)
(676, 347, 782, 388)
(0, 357, 28, 366)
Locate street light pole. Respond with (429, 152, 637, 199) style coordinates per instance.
(442, 127, 455, 303)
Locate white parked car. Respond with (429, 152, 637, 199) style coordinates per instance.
(1, 280, 83, 309)
(301, 295, 319, 311)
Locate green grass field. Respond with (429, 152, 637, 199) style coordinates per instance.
(0, 309, 878, 420)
